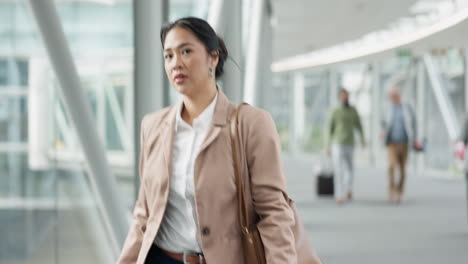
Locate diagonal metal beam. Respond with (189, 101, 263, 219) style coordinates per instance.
(28, 0, 128, 248)
(105, 85, 131, 151)
(423, 54, 460, 140)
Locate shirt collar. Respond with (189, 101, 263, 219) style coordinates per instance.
(175, 92, 218, 132)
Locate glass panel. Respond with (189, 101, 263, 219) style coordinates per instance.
(267, 73, 292, 151)
(1, 0, 135, 263)
(425, 82, 452, 170)
(0, 96, 28, 143)
(105, 89, 124, 151)
(50, 1, 135, 262)
(302, 72, 330, 153)
(424, 50, 463, 170)
(0, 152, 56, 263)
(54, 168, 115, 263)
(170, 0, 211, 20)
(0, 59, 29, 87)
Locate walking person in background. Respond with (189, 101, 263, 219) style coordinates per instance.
(456, 114, 468, 221)
(381, 85, 420, 204)
(326, 88, 366, 205)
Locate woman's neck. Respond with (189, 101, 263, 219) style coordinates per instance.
(181, 84, 217, 126)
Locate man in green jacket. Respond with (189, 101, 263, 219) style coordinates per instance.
(327, 88, 365, 204)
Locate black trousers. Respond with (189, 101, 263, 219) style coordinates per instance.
(145, 244, 184, 264)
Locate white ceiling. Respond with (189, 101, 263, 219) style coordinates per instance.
(271, 0, 419, 60)
(270, 0, 468, 70)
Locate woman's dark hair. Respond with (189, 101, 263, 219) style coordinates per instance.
(160, 17, 229, 79)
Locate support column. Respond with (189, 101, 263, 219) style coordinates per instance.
(133, 0, 168, 199)
(243, 0, 265, 105)
(329, 69, 338, 107)
(258, 4, 273, 108)
(416, 58, 426, 172)
(28, 59, 50, 170)
(207, 0, 226, 33)
(291, 72, 305, 155)
(371, 62, 381, 166)
(28, 0, 128, 248)
(465, 48, 468, 112)
(209, 0, 243, 103)
(220, 0, 243, 103)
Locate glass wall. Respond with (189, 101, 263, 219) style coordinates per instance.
(424, 49, 466, 171)
(0, 0, 216, 263)
(0, 0, 134, 263)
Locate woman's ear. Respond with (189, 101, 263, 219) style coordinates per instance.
(210, 50, 219, 69)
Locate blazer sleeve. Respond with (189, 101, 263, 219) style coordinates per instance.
(117, 117, 150, 264)
(243, 109, 297, 264)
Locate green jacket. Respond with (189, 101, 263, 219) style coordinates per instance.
(327, 105, 364, 147)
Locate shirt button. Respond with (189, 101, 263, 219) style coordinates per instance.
(202, 227, 210, 236)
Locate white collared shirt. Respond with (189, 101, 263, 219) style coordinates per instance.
(154, 93, 218, 252)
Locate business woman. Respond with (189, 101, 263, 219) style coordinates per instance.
(117, 17, 296, 264)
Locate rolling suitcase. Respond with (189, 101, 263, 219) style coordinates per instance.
(315, 157, 334, 196)
(316, 174, 334, 196)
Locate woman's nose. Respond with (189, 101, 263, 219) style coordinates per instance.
(171, 54, 182, 70)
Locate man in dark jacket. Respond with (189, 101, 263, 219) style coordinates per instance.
(381, 86, 420, 204)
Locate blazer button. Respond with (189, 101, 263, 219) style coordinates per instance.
(202, 227, 210, 236)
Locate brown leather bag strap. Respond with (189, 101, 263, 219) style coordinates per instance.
(229, 103, 250, 230)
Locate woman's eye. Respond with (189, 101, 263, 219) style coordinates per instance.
(182, 49, 191, 55)
(164, 54, 172, 60)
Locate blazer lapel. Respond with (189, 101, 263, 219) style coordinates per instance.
(198, 89, 232, 154)
(155, 90, 233, 173)
(160, 106, 178, 185)
(199, 126, 222, 154)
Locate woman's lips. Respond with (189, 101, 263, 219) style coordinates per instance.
(174, 74, 187, 85)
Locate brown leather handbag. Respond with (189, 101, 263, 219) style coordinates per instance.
(230, 103, 323, 264)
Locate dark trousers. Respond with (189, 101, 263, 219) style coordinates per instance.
(145, 244, 183, 264)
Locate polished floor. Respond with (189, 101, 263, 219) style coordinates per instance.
(285, 155, 468, 264)
(3, 155, 468, 264)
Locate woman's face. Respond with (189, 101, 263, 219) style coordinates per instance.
(163, 26, 218, 98)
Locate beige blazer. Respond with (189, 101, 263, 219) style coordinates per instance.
(117, 90, 297, 264)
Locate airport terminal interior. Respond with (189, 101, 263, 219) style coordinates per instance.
(1, 0, 468, 263)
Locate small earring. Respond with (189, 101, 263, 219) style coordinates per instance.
(209, 67, 213, 73)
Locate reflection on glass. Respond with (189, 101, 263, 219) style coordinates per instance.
(1, 0, 135, 263)
(0, 97, 28, 142)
